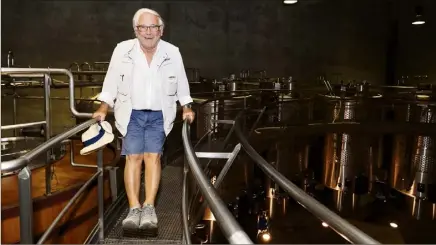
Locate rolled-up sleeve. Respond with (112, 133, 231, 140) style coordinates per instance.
(175, 49, 193, 106)
(97, 44, 120, 108)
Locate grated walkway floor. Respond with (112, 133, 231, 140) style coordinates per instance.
(103, 165, 183, 244)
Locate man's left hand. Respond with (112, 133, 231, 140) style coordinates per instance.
(183, 106, 195, 124)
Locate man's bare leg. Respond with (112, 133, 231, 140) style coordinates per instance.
(125, 154, 143, 207)
(121, 154, 143, 229)
(143, 153, 161, 206)
(139, 153, 161, 231)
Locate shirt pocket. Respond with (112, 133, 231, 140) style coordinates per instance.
(160, 63, 178, 96)
(165, 74, 178, 95)
(117, 62, 133, 102)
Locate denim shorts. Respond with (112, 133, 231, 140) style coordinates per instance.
(121, 110, 166, 156)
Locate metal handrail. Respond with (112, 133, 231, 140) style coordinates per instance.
(180, 91, 311, 243)
(233, 113, 381, 244)
(1, 68, 93, 118)
(1, 119, 97, 173)
(182, 162, 191, 244)
(182, 120, 253, 244)
(0, 118, 100, 244)
(37, 170, 101, 244)
(1, 121, 46, 130)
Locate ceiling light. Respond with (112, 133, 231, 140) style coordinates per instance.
(412, 20, 425, 25)
(412, 6, 425, 25)
(389, 222, 398, 228)
(284, 0, 298, 4)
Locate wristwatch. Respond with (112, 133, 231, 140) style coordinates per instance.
(183, 102, 193, 109)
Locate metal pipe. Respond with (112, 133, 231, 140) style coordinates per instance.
(1, 119, 97, 173)
(182, 120, 253, 244)
(182, 161, 192, 244)
(68, 139, 97, 168)
(1, 121, 46, 130)
(97, 149, 105, 241)
(190, 144, 242, 229)
(44, 74, 52, 195)
(18, 166, 33, 244)
(36, 170, 101, 244)
(248, 106, 266, 138)
(14, 95, 98, 102)
(13, 89, 17, 136)
(233, 119, 380, 244)
(72, 71, 107, 75)
(1, 67, 93, 118)
(214, 144, 241, 188)
(2, 81, 103, 89)
(5, 73, 45, 78)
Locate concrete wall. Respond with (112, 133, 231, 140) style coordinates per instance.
(2, 0, 397, 84)
(394, 0, 436, 85)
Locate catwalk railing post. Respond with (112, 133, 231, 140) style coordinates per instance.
(182, 159, 192, 244)
(97, 149, 105, 241)
(18, 166, 33, 244)
(44, 74, 52, 195)
(13, 88, 18, 136)
(182, 121, 253, 244)
(190, 143, 243, 227)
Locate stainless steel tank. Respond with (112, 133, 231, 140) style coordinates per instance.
(222, 95, 254, 133)
(194, 95, 256, 139)
(275, 95, 293, 123)
(227, 81, 238, 94)
(267, 82, 312, 126)
(221, 96, 251, 119)
(389, 93, 436, 220)
(194, 98, 219, 140)
(322, 94, 383, 196)
(275, 140, 310, 183)
(390, 97, 436, 220)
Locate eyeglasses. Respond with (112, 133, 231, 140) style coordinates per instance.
(136, 25, 161, 32)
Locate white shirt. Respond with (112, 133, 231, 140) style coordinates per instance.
(131, 39, 162, 111)
(97, 38, 194, 136)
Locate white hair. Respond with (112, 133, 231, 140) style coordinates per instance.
(132, 8, 165, 30)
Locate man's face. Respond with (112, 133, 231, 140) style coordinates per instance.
(135, 12, 163, 50)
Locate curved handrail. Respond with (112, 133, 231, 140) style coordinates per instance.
(233, 113, 381, 244)
(182, 162, 192, 244)
(1, 119, 97, 173)
(182, 120, 253, 244)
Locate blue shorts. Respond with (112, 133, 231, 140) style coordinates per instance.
(121, 110, 166, 156)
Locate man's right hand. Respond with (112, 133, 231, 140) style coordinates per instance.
(92, 110, 107, 121)
(92, 103, 109, 121)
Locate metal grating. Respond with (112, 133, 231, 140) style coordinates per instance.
(103, 165, 183, 244)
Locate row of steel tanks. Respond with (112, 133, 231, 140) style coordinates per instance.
(316, 84, 384, 214)
(318, 84, 436, 220)
(191, 75, 296, 140)
(388, 90, 436, 220)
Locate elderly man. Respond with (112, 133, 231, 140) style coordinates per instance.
(92, 8, 195, 234)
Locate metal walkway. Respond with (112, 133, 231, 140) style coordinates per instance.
(103, 165, 183, 244)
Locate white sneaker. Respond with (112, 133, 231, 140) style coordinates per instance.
(122, 208, 141, 230)
(139, 204, 158, 232)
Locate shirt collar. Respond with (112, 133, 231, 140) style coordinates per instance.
(125, 38, 169, 67)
